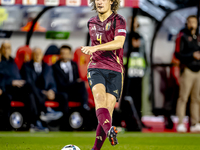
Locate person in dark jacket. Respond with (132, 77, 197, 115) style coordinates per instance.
(52, 45, 89, 110)
(0, 41, 39, 130)
(1, 41, 26, 91)
(0, 48, 11, 130)
(0, 41, 26, 110)
(175, 15, 200, 132)
(20, 47, 66, 126)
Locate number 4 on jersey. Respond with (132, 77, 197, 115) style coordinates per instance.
(97, 34, 102, 44)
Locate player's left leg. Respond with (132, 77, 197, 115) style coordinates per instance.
(92, 124, 107, 150)
(106, 93, 118, 146)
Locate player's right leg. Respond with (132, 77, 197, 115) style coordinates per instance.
(92, 84, 112, 134)
(91, 84, 113, 149)
(87, 69, 109, 150)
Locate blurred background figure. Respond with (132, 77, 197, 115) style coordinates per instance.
(20, 47, 65, 131)
(175, 15, 200, 133)
(52, 45, 89, 111)
(0, 45, 11, 130)
(0, 41, 38, 131)
(0, 41, 26, 92)
(123, 17, 148, 130)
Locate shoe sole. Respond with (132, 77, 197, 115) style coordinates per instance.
(108, 126, 118, 146)
(177, 130, 187, 133)
(190, 129, 200, 133)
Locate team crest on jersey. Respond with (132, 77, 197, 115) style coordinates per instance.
(105, 22, 111, 31)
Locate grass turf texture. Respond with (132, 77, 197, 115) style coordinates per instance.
(0, 132, 200, 150)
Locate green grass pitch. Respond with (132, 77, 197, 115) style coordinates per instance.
(0, 132, 200, 150)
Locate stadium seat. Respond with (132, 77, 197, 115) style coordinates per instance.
(11, 101, 25, 107)
(43, 45, 60, 65)
(73, 47, 95, 108)
(45, 101, 59, 108)
(73, 47, 90, 81)
(15, 45, 32, 70)
(9, 100, 26, 130)
(68, 101, 81, 107)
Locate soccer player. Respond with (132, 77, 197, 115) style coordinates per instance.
(81, 0, 126, 149)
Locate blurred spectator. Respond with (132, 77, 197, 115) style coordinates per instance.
(175, 15, 200, 132)
(0, 41, 38, 130)
(20, 47, 66, 131)
(0, 47, 11, 130)
(0, 41, 26, 111)
(52, 45, 89, 110)
(1, 41, 25, 90)
(123, 17, 148, 130)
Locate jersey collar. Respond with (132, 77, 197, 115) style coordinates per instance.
(97, 12, 115, 23)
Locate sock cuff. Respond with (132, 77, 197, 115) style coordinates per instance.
(96, 108, 109, 117)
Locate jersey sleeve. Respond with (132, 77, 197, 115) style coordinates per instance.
(114, 16, 126, 37)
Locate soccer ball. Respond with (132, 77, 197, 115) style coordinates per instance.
(61, 144, 80, 150)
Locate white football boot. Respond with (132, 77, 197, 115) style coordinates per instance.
(176, 123, 187, 133)
(190, 123, 200, 132)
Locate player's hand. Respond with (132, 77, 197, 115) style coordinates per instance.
(193, 51, 200, 60)
(12, 80, 26, 88)
(81, 46, 97, 55)
(47, 89, 55, 100)
(0, 89, 3, 96)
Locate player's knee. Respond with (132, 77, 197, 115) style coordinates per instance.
(94, 92, 106, 108)
(94, 92, 106, 102)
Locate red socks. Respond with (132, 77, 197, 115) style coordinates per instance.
(93, 108, 112, 150)
(96, 108, 112, 135)
(92, 124, 107, 150)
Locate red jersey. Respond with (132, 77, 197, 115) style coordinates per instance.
(88, 13, 126, 73)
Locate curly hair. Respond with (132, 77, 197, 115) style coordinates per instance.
(89, 0, 120, 14)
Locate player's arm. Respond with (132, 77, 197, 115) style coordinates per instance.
(81, 36, 125, 55)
